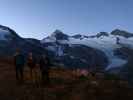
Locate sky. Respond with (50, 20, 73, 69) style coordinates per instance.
(0, 0, 133, 39)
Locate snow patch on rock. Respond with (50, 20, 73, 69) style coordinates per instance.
(0, 28, 10, 40)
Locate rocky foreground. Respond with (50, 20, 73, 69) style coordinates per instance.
(0, 61, 133, 100)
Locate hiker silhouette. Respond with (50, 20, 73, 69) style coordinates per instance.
(14, 49, 25, 83)
(39, 55, 50, 84)
(27, 52, 37, 82)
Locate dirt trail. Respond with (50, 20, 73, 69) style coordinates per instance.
(0, 64, 83, 100)
(0, 64, 133, 100)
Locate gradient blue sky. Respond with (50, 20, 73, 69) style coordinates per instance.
(0, 0, 133, 39)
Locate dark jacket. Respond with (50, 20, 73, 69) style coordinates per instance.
(39, 57, 50, 70)
(14, 54, 25, 66)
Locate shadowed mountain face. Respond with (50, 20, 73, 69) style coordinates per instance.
(63, 45, 108, 70)
(86, 32, 109, 38)
(111, 29, 133, 38)
(0, 25, 46, 56)
(42, 42, 109, 70)
(110, 47, 133, 84)
(52, 30, 69, 40)
(72, 34, 82, 39)
(95, 32, 109, 38)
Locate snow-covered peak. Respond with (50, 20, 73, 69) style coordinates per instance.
(41, 30, 69, 43)
(95, 32, 109, 38)
(51, 30, 63, 36)
(51, 30, 69, 40)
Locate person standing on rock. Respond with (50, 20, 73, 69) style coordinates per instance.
(14, 49, 25, 83)
(39, 55, 50, 84)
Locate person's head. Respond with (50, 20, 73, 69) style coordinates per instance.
(16, 48, 21, 54)
(28, 52, 33, 57)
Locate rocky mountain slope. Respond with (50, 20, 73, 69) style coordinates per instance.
(0, 25, 46, 56)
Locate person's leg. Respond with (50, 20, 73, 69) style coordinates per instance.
(20, 66, 24, 82)
(31, 68, 36, 83)
(33, 68, 37, 83)
(45, 70, 50, 84)
(16, 65, 24, 85)
(30, 68, 33, 80)
(16, 66, 19, 80)
(34, 68, 39, 87)
(47, 70, 50, 83)
(41, 70, 45, 83)
(41, 70, 43, 80)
